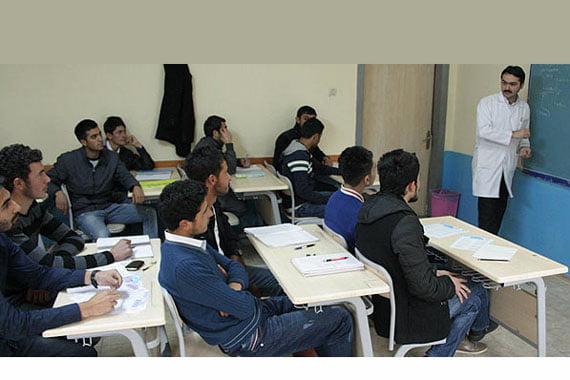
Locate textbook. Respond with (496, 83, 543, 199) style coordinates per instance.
(96, 235, 153, 259)
(135, 169, 172, 181)
(292, 252, 364, 277)
(244, 223, 318, 248)
(235, 167, 266, 178)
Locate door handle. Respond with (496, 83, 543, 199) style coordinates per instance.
(423, 130, 432, 149)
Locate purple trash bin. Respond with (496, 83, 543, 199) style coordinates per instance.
(430, 189, 460, 217)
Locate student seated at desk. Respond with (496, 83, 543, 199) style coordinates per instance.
(192, 115, 248, 216)
(0, 178, 122, 357)
(0, 144, 133, 307)
(104, 116, 155, 171)
(158, 180, 354, 357)
(280, 118, 340, 218)
(356, 149, 495, 356)
(273, 105, 338, 192)
(324, 146, 375, 252)
(47, 119, 158, 240)
(185, 146, 283, 297)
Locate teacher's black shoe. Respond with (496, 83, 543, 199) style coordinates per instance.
(468, 320, 499, 342)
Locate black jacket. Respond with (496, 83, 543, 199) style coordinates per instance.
(195, 201, 241, 258)
(155, 64, 195, 157)
(355, 193, 455, 344)
(193, 137, 238, 175)
(47, 148, 139, 216)
(272, 123, 327, 169)
(117, 146, 155, 171)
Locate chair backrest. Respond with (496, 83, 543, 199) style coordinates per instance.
(323, 222, 348, 250)
(61, 184, 74, 230)
(176, 163, 188, 179)
(354, 247, 396, 351)
(274, 171, 297, 221)
(263, 160, 277, 176)
(160, 286, 187, 357)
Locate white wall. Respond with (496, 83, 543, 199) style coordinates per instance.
(0, 64, 357, 164)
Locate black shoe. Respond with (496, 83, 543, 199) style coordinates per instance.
(469, 320, 499, 342)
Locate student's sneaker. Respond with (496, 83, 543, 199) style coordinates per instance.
(456, 338, 488, 355)
(468, 320, 499, 342)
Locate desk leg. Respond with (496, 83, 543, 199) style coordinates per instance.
(240, 191, 281, 225)
(504, 278, 546, 357)
(308, 297, 373, 357)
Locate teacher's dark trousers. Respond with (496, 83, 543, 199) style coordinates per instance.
(477, 175, 509, 235)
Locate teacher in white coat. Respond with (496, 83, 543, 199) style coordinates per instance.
(472, 66, 532, 235)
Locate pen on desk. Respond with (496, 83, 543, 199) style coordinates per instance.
(142, 262, 156, 271)
(325, 256, 348, 262)
(295, 244, 316, 250)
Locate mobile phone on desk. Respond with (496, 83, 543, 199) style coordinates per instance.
(125, 260, 145, 271)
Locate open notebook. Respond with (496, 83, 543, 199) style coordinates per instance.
(292, 253, 364, 277)
(96, 235, 153, 259)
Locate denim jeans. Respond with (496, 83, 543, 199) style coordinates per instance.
(225, 296, 353, 357)
(246, 265, 285, 297)
(75, 201, 158, 239)
(425, 281, 489, 357)
(7, 335, 97, 357)
(296, 191, 333, 218)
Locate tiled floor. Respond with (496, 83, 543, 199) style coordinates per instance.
(96, 237, 570, 357)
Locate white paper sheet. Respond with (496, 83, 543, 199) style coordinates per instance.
(423, 223, 467, 238)
(245, 224, 318, 248)
(450, 235, 493, 251)
(473, 245, 517, 262)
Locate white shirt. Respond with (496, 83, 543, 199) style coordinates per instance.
(164, 230, 207, 251)
(211, 206, 225, 256)
(472, 92, 530, 198)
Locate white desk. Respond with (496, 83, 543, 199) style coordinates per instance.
(420, 216, 568, 357)
(247, 224, 389, 356)
(231, 164, 288, 225)
(42, 239, 165, 357)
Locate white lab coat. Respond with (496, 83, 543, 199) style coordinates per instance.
(472, 92, 530, 198)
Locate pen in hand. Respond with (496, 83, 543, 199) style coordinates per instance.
(295, 244, 316, 250)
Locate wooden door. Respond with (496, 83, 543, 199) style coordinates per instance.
(361, 64, 435, 216)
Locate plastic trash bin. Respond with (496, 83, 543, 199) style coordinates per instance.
(430, 189, 460, 217)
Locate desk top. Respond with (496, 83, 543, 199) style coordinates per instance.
(230, 164, 288, 193)
(43, 239, 164, 338)
(247, 224, 389, 304)
(421, 216, 568, 284)
(129, 167, 180, 199)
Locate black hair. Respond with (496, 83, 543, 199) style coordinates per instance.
(377, 149, 419, 196)
(103, 116, 126, 135)
(184, 146, 226, 183)
(74, 119, 99, 141)
(158, 179, 208, 231)
(296, 105, 317, 118)
(0, 144, 43, 192)
(501, 66, 526, 84)
(299, 117, 324, 139)
(339, 146, 373, 187)
(203, 115, 226, 137)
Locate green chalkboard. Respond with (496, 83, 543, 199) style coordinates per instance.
(524, 64, 570, 185)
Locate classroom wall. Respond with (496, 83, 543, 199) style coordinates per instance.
(443, 64, 570, 269)
(0, 64, 357, 164)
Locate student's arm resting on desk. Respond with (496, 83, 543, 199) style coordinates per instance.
(392, 215, 455, 302)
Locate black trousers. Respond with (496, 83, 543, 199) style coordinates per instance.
(477, 175, 509, 235)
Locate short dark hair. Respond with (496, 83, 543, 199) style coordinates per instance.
(158, 179, 208, 230)
(299, 117, 324, 139)
(203, 115, 226, 137)
(501, 66, 526, 84)
(296, 105, 317, 118)
(377, 149, 419, 196)
(339, 146, 373, 187)
(0, 144, 43, 192)
(184, 146, 226, 183)
(103, 116, 126, 135)
(74, 119, 99, 141)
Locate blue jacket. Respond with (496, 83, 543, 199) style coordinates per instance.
(324, 188, 364, 252)
(0, 233, 85, 356)
(158, 240, 261, 350)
